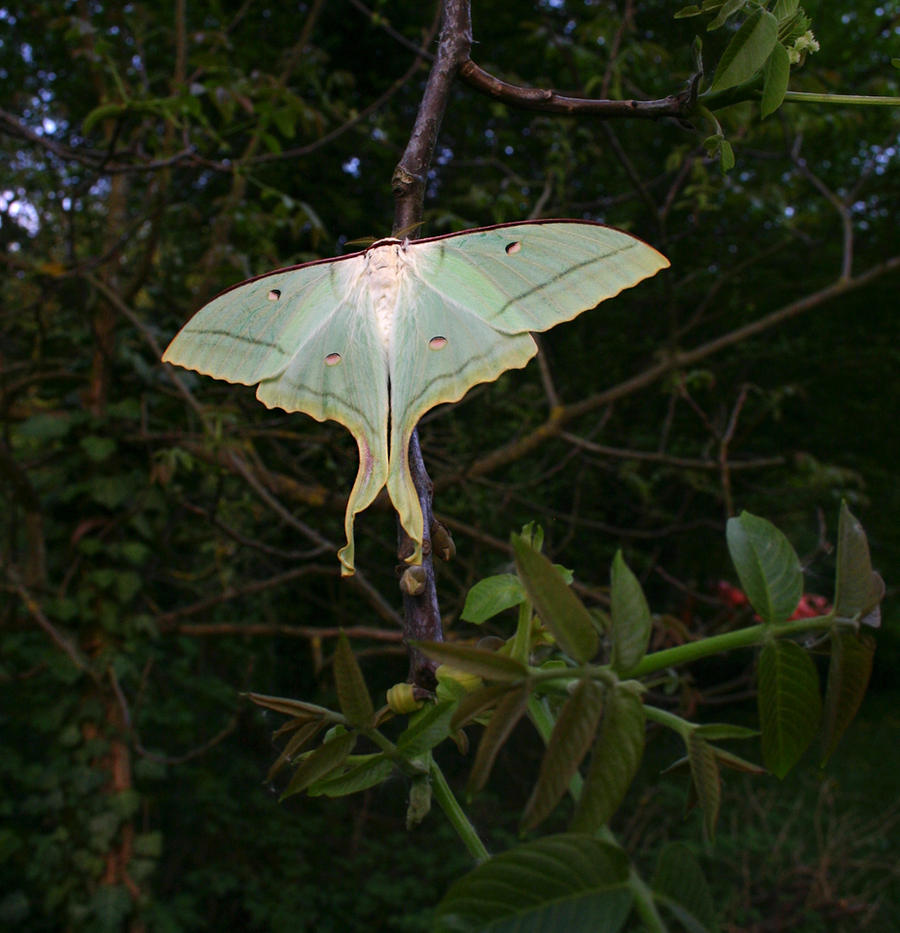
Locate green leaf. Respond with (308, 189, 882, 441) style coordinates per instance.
(773, 0, 800, 19)
(406, 772, 432, 829)
(571, 685, 645, 831)
(415, 642, 529, 682)
(452, 683, 520, 731)
(82, 102, 129, 136)
(80, 435, 116, 462)
(833, 502, 884, 627)
(820, 630, 875, 764)
(760, 42, 791, 118)
(280, 730, 357, 800)
(757, 640, 822, 778)
(307, 753, 395, 797)
(397, 701, 456, 756)
(513, 535, 599, 663)
(713, 747, 766, 774)
(726, 511, 803, 624)
(434, 834, 632, 933)
(893, 58, 900, 69)
(653, 842, 718, 933)
(720, 138, 735, 170)
(674, 4, 703, 18)
(244, 692, 337, 721)
(687, 734, 721, 840)
(468, 687, 529, 795)
(610, 551, 652, 674)
(90, 885, 132, 933)
(693, 723, 759, 741)
(709, 8, 778, 92)
(521, 679, 605, 831)
(266, 720, 324, 782)
(707, 0, 747, 32)
(333, 632, 374, 726)
(461, 574, 526, 623)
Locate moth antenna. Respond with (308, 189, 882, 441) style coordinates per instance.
(391, 220, 425, 239)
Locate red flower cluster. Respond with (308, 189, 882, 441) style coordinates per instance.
(716, 581, 831, 620)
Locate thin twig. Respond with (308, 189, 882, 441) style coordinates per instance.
(458, 59, 695, 119)
(7, 568, 98, 682)
(464, 254, 900, 480)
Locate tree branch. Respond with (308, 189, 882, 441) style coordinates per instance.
(458, 59, 696, 120)
(464, 255, 900, 480)
(389, 0, 473, 686)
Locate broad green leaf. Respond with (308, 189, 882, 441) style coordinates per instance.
(687, 734, 720, 840)
(893, 58, 900, 68)
(280, 730, 356, 800)
(521, 679, 605, 831)
(307, 753, 394, 797)
(461, 574, 526, 624)
(707, 0, 747, 32)
(833, 502, 884, 627)
(720, 140, 735, 171)
(820, 630, 875, 764)
(674, 4, 703, 18)
(760, 42, 791, 118)
(245, 692, 337, 721)
(452, 683, 520, 731)
(709, 9, 778, 92)
(571, 685, 645, 831)
(333, 632, 374, 726)
(653, 842, 718, 933)
(513, 535, 598, 663)
(610, 551, 652, 674)
(434, 834, 632, 933)
(726, 511, 803, 624)
(773, 0, 799, 19)
(468, 687, 529, 795)
(757, 640, 821, 778)
(693, 723, 759, 741)
(415, 641, 529, 682)
(266, 720, 324, 782)
(397, 701, 456, 756)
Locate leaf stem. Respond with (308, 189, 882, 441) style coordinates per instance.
(429, 759, 490, 864)
(628, 615, 833, 679)
(643, 704, 692, 737)
(782, 90, 900, 107)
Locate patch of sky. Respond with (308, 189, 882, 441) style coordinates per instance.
(342, 156, 360, 177)
(1, 190, 40, 235)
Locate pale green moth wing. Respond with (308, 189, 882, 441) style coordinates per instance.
(162, 220, 669, 575)
(385, 221, 670, 555)
(161, 254, 389, 575)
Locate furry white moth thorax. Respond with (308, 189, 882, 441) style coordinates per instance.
(364, 237, 415, 351)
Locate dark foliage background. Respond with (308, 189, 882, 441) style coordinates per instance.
(1, 1, 898, 930)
